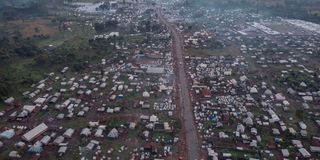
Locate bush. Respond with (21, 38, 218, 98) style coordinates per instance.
(35, 53, 49, 66)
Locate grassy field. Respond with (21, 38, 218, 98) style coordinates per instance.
(36, 22, 94, 48)
(0, 18, 58, 37)
(62, 118, 89, 129)
(125, 34, 145, 44)
(13, 19, 57, 37)
(0, 11, 98, 100)
(186, 45, 241, 57)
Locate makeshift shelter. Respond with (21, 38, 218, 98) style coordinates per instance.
(0, 129, 15, 139)
(108, 128, 118, 138)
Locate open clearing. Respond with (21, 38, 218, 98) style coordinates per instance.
(5, 18, 58, 38)
(186, 45, 241, 57)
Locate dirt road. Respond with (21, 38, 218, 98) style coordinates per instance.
(157, 8, 201, 160)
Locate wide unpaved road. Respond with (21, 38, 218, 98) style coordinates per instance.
(157, 8, 200, 160)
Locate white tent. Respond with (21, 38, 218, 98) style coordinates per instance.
(142, 91, 150, 97)
(107, 128, 118, 138)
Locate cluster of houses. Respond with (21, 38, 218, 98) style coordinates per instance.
(186, 54, 320, 159)
(0, 3, 183, 160)
(1, 0, 319, 159)
(183, 30, 216, 49)
(240, 35, 320, 102)
(164, 2, 320, 159)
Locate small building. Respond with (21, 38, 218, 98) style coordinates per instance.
(143, 91, 150, 98)
(129, 122, 136, 130)
(4, 97, 15, 105)
(34, 97, 46, 104)
(28, 141, 43, 153)
(80, 128, 91, 137)
(298, 121, 307, 130)
(0, 129, 15, 139)
(58, 146, 68, 156)
(107, 128, 118, 138)
(95, 129, 104, 138)
(23, 105, 36, 113)
(63, 128, 74, 138)
(202, 88, 212, 98)
(298, 148, 311, 158)
(40, 135, 51, 145)
(9, 151, 21, 158)
(281, 149, 289, 157)
(53, 136, 64, 145)
(310, 146, 320, 153)
(22, 123, 48, 142)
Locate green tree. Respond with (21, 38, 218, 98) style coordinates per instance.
(35, 53, 49, 66)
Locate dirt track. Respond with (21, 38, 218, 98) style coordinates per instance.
(157, 8, 201, 160)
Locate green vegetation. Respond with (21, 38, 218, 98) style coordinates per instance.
(258, 127, 273, 149)
(0, 56, 45, 100)
(89, 36, 123, 54)
(62, 118, 88, 129)
(152, 132, 174, 142)
(187, 45, 240, 57)
(0, 13, 109, 101)
(35, 111, 47, 119)
(128, 127, 140, 139)
(229, 150, 259, 159)
(125, 35, 145, 44)
(203, 121, 216, 130)
(0, 103, 4, 111)
(106, 118, 126, 128)
(94, 20, 118, 33)
(280, 71, 319, 92)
